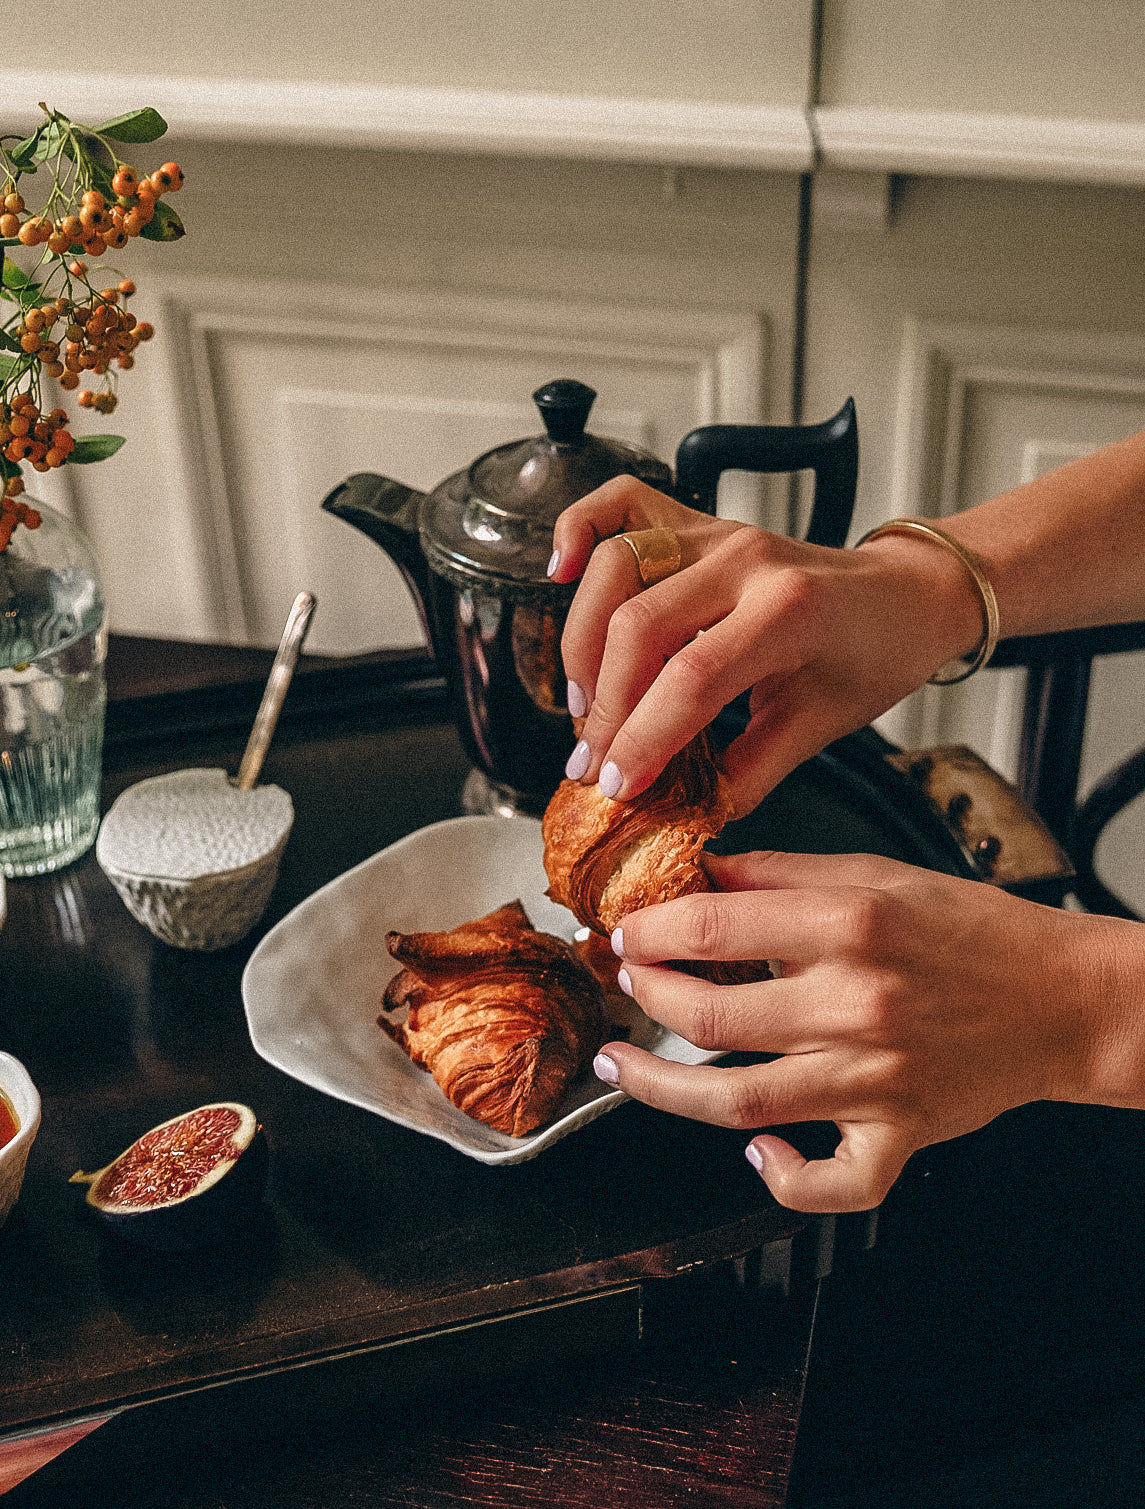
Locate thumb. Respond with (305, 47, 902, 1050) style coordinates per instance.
(745, 1123, 914, 1214)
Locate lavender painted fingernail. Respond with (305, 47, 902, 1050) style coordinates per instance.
(599, 761, 622, 799)
(565, 740, 591, 781)
(617, 968, 633, 997)
(546, 549, 560, 578)
(745, 1142, 766, 1175)
(611, 926, 625, 958)
(567, 680, 588, 718)
(594, 1053, 621, 1086)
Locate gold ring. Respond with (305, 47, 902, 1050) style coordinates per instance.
(618, 528, 683, 588)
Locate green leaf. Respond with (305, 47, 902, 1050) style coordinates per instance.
(67, 434, 126, 464)
(2, 261, 43, 296)
(0, 261, 46, 310)
(0, 238, 18, 249)
(140, 199, 184, 243)
(0, 352, 20, 380)
(9, 133, 40, 171)
(75, 129, 115, 170)
(0, 329, 23, 352)
(39, 124, 116, 197)
(34, 120, 70, 164)
(0, 457, 20, 481)
(85, 155, 116, 201)
(95, 108, 168, 144)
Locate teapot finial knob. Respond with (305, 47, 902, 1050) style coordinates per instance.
(533, 379, 596, 447)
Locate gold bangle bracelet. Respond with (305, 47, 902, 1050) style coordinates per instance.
(854, 518, 1000, 685)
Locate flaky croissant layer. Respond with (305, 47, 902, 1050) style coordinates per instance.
(543, 734, 772, 989)
(380, 901, 607, 1137)
(543, 733, 734, 936)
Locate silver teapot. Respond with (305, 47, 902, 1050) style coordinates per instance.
(322, 379, 857, 814)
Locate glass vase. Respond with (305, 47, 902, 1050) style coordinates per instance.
(0, 502, 107, 877)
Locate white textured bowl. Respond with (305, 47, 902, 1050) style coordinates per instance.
(0, 1053, 41, 1230)
(97, 769, 294, 951)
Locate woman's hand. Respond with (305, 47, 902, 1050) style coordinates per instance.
(592, 850, 1145, 1213)
(551, 479, 984, 815)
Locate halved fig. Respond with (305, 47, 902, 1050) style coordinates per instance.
(70, 1102, 267, 1247)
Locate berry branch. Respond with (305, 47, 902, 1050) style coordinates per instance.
(0, 103, 185, 551)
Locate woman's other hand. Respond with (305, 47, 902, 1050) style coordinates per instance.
(593, 850, 1145, 1213)
(551, 479, 983, 815)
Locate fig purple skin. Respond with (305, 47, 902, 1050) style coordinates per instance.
(70, 1103, 268, 1250)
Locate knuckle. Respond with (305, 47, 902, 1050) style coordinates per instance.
(666, 637, 728, 706)
(685, 992, 726, 1052)
(594, 475, 645, 509)
(861, 1155, 905, 1209)
(679, 894, 725, 959)
(609, 590, 660, 643)
(723, 1076, 771, 1130)
(851, 976, 897, 1035)
(734, 527, 779, 570)
(834, 889, 892, 957)
(840, 1173, 892, 1214)
(768, 565, 819, 620)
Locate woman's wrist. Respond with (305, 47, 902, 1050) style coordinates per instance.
(1057, 912, 1145, 1110)
(855, 531, 988, 680)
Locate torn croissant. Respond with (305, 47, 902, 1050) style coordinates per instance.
(380, 901, 607, 1138)
(543, 732, 771, 987)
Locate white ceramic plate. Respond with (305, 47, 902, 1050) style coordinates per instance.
(242, 815, 720, 1165)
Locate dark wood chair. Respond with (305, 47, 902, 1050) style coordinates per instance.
(991, 621, 1145, 917)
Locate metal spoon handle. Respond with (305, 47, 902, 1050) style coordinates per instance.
(236, 592, 317, 790)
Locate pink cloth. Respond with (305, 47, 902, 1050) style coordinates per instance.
(0, 1416, 112, 1495)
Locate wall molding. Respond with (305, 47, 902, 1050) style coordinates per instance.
(878, 316, 1145, 769)
(10, 71, 1145, 187)
(815, 107, 1145, 188)
(889, 318, 1145, 525)
(0, 68, 812, 172)
(158, 274, 769, 650)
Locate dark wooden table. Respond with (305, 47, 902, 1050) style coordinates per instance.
(13, 640, 1145, 1508)
(0, 642, 824, 1505)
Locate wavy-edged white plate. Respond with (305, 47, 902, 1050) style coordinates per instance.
(242, 814, 720, 1164)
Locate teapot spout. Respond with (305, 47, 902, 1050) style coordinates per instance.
(321, 473, 433, 641)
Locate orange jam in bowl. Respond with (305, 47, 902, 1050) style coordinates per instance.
(0, 1089, 19, 1151)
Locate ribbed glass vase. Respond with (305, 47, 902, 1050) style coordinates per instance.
(0, 502, 106, 877)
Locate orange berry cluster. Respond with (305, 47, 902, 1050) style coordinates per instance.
(0, 473, 41, 551)
(1, 394, 75, 471)
(13, 278, 153, 402)
(0, 162, 183, 255)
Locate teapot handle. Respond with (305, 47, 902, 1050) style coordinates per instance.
(674, 397, 858, 548)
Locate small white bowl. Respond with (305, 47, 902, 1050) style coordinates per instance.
(97, 769, 294, 951)
(0, 1052, 41, 1230)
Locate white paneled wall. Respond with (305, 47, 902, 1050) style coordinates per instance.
(167, 278, 768, 653)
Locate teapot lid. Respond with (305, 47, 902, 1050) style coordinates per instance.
(420, 380, 672, 594)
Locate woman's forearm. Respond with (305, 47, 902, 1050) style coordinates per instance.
(934, 429, 1145, 638)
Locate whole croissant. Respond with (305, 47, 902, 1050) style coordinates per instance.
(543, 733, 770, 987)
(380, 901, 607, 1138)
